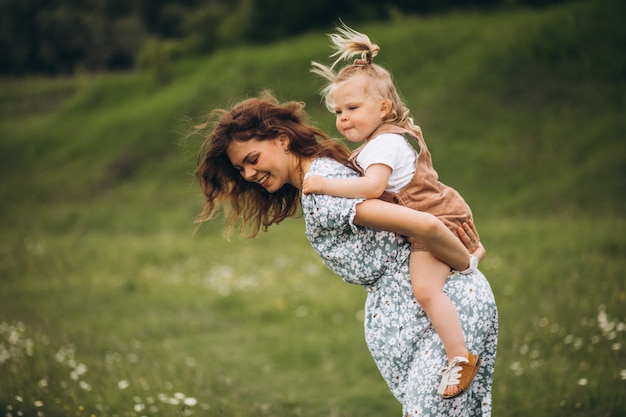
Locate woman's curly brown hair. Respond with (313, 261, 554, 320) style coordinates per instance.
(194, 91, 351, 237)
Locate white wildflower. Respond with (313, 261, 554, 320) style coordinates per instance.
(184, 397, 198, 407)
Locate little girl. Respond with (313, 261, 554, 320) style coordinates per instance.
(303, 24, 481, 399)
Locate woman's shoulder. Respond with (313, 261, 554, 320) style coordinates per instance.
(310, 157, 357, 178)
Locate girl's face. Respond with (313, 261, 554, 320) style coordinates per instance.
(333, 76, 390, 143)
(226, 135, 295, 193)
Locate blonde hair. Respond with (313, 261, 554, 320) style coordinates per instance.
(311, 23, 423, 139)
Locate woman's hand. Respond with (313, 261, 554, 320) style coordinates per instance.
(457, 219, 486, 262)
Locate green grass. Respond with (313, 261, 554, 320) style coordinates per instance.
(1, 0, 625, 416)
(1, 217, 624, 416)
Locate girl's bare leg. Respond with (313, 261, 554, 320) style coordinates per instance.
(409, 251, 468, 397)
(352, 200, 473, 271)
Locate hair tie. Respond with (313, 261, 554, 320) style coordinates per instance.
(353, 52, 372, 66)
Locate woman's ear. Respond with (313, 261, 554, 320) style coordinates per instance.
(279, 133, 290, 152)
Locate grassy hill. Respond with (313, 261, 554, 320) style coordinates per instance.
(0, 0, 624, 232)
(0, 1, 624, 416)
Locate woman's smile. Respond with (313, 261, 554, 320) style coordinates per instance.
(257, 173, 270, 187)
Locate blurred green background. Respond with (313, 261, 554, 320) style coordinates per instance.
(1, 0, 624, 416)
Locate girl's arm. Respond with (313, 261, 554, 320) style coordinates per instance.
(352, 198, 474, 271)
(303, 164, 391, 199)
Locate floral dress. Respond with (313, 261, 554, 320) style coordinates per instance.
(303, 158, 498, 417)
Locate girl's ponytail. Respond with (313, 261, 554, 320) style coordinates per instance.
(327, 22, 380, 68)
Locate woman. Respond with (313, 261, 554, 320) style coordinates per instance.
(194, 92, 497, 416)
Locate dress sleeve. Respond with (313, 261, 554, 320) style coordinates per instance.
(303, 159, 408, 287)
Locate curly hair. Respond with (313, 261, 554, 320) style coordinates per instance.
(194, 91, 351, 237)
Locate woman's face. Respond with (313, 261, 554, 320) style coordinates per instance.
(226, 136, 293, 193)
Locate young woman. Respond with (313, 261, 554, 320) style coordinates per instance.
(194, 92, 497, 416)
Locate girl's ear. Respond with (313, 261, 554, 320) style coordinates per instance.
(381, 99, 392, 117)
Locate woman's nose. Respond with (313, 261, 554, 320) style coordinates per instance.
(242, 166, 256, 181)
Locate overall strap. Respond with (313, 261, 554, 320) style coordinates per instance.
(368, 123, 428, 154)
(347, 144, 367, 175)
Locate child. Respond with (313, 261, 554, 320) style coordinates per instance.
(303, 23, 481, 399)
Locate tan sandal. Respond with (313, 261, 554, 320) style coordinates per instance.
(437, 352, 481, 399)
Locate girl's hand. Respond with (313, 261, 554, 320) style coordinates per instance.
(302, 175, 326, 195)
(458, 219, 486, 262)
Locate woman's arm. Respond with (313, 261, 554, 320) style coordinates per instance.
(352, 199, 473, 271)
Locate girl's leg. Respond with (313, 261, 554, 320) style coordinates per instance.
(409, 251, 469, 397)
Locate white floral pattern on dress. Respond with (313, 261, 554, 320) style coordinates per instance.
(303, 158, 498, 417)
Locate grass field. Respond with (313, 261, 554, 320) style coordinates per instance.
(1, 216, 625, 416)
(1, 0, 625, 416)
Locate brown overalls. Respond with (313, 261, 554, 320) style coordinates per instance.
(348, 124, 473, 251)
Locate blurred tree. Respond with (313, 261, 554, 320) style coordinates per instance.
(138, 0, 199, 38)
(179, 1, 240, 53)
(0, 0, 576, 75)
(0, 0, 144, 75)
(239, 0, 386, 43)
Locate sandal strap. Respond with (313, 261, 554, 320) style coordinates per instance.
(436, 354, 480, 396)
(437, 357, 468, 395)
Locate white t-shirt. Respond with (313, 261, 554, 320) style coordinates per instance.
(356, 133, 418, 193)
